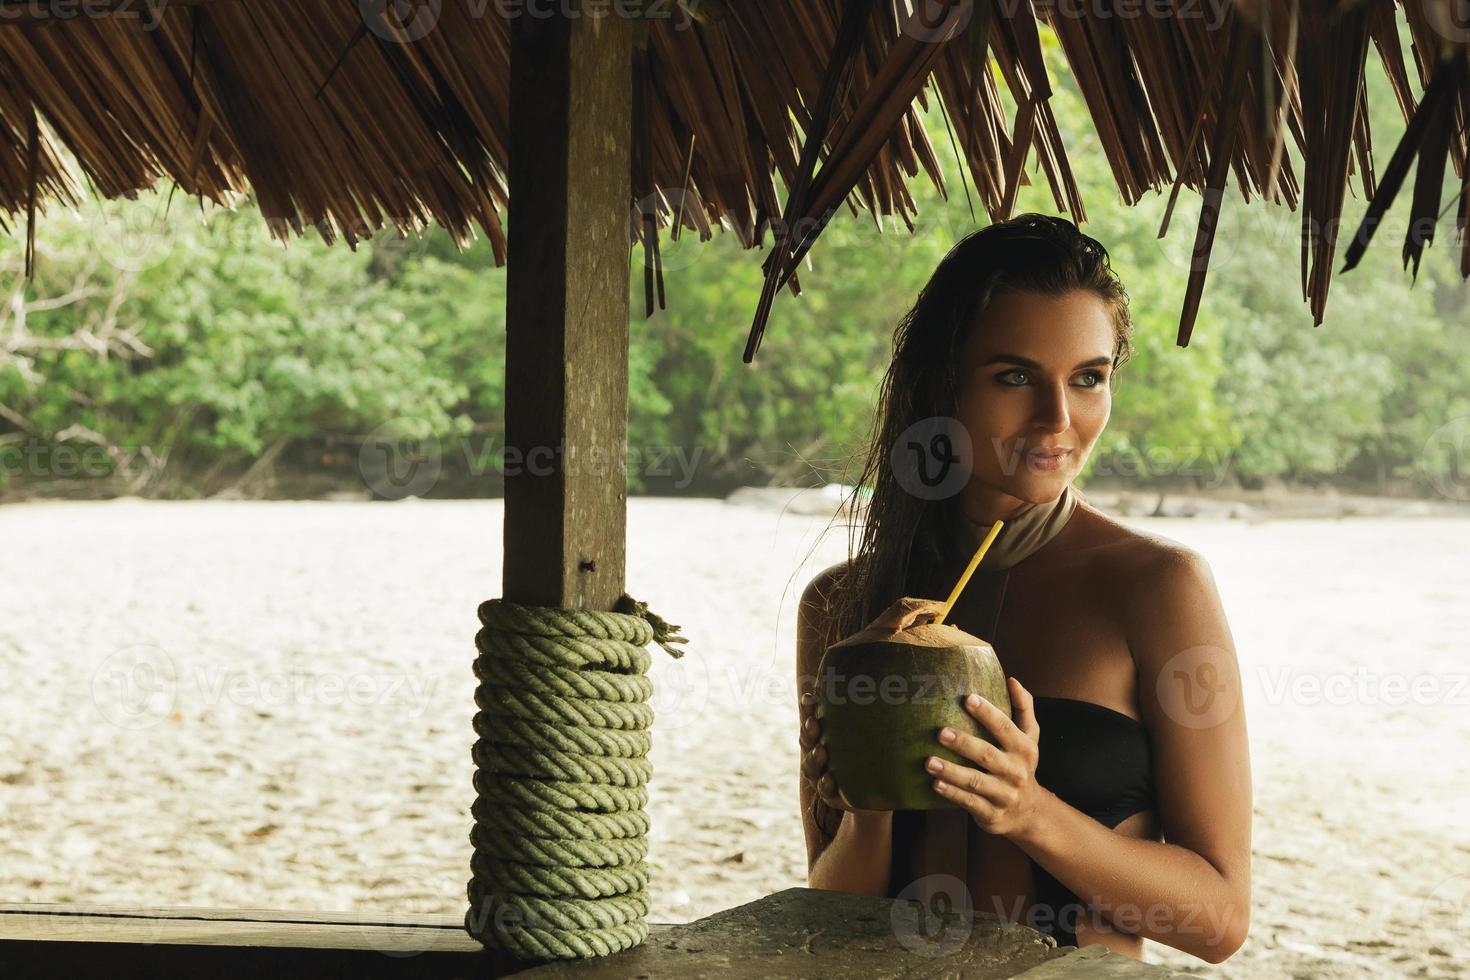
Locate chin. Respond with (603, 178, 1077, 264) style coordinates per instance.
(1006, 474, 1073, 504)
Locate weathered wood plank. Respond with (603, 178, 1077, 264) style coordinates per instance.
(1012, 942, 1206, 978)
(0, 904, 482, 951)
(0, 903, 463, 926)
(0, 903, 674, 978)
(502, 6, 633, 612)
(509, 886, 1071, 978)
(0, 890, 1195, 978)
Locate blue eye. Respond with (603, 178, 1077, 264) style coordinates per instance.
(996, 369, 1107, 387)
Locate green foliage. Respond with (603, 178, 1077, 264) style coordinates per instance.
(1, 195, 467, 495)
(3, 30, 1467, 500)
(628, 209, 954, 487)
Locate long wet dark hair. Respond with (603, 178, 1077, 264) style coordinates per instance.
(817, 213, 1137, 645)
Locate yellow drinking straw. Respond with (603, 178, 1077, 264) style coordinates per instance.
(931, 519, 1004, 626)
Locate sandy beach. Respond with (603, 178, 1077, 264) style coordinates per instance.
(0, 495, 1466, 977)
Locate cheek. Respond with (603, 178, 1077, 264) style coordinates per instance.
(959, 393, 1029, 474)
(1074, 393, 1111, 440)
(959, 387, 1024, 437)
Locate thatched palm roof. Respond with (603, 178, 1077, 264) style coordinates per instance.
(1, 1, 1466, 360)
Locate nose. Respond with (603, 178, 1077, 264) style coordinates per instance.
(1032, 380, 1070, 434)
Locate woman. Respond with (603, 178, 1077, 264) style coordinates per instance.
(795, 214, 1251, 963)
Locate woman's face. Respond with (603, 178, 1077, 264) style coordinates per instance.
(954, 288, 1116, 519)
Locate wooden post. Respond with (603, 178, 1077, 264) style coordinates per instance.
(495, 7, 631, 972)
(503, 6, 632, 613)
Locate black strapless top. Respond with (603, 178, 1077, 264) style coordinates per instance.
(1029, 695, 1155, 946)
(885, 695, 1155, 948)
(884, 553, 1156, 947)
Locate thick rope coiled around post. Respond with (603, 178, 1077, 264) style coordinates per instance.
(465, 592, 686, 962)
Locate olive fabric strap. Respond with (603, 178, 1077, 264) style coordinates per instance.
(910, 482, 1082, 917)
(955, 481, 1082, 573)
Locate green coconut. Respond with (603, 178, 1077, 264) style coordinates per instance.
(815, 605, 1013, 811)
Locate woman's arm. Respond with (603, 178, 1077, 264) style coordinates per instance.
(807, 809, 894, 895)
(1013, 547, 1252, 963)
(796, 563, 895, 895)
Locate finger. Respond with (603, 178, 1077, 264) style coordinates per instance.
(800, 745, 827, 782)
(937, 726, 1016, 779)
(799, 686, 826, 726)
(964, 692, 1027, 754)
(931, 776, 1000, 822)
(926, 756, 1016, 808)
(817, 773, 849, 811)
(1009, 677, 1040, 741)
(799, 714, 820, 750)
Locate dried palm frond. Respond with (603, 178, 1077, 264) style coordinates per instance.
(0, 0, 1464, 360)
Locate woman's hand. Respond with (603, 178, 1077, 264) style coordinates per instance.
(799, 685, 853, 812)
(926, 676, 1050, 839)
(801, 596, 946, 814)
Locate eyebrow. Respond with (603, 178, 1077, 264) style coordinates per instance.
(981, 353, 1113, 371)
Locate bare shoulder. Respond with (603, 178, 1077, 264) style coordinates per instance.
(797, 560, 852, 673)
(1069, 499, 1211, 582)
(1058, 501, 1223, 646)
(799, 559, 852, 614)
(1069, 503, 1233, 667)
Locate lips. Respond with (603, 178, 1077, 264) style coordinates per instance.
(1025, 447, 1073, 459)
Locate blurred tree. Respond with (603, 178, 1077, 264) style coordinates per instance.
(2, 20, 1465, 500)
